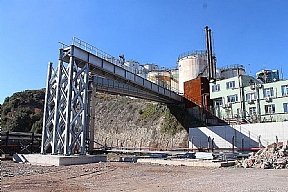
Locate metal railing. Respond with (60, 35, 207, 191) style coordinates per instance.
(72, 37, 139, 74)
(1, 131, 42, 154)
(71, 37, 181, 95)
(218, 64, 245, 71)
(177, 50, 207, 61)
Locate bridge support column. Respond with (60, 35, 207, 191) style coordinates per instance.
(86, 78, 95, 153)
(41, 49, 90, 155)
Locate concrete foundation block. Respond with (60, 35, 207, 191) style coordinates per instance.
(20, 154, 107, 166)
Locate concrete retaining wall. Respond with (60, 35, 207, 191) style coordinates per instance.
(189, 122, 288, 149)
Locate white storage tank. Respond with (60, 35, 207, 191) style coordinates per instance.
(178, 51, 207, 94)
(219, 64, 245, 79)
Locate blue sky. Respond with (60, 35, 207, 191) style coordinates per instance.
(1, 0, 288, 104)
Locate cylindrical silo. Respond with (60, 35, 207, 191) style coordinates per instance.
(219, 64, 245, 79)
(178, 51, 207, 94)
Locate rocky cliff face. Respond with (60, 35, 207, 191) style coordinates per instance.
(92, 93, 198, 149)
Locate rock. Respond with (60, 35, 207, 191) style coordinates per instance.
(242, 143, 288, 169)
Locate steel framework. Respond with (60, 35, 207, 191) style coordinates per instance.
(41, 49, 89, 155)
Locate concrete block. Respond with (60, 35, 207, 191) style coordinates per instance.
(119, 157, 138, 163)
(20, 154, 107, 166)
(195, 152, 214, 160)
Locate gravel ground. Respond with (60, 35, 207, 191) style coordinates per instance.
(1, 160, 288, 192)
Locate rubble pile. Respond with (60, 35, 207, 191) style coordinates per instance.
(242, 143, 288, 169)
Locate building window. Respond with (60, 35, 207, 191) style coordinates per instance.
(263, 87, 274, 98)
(212, 84, 220, 92)
(227, 94, 238, 103)
(226, 81, 235, 89)
(283, 103, 288, 113)
(215, 99, 222, 106)
(281, 85, 288, 96)
(246, 92, 257, 101)
(249, 107, 256, 115)
(265, 104, 275, 114)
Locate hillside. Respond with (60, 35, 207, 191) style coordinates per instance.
(92, 93, 201, 148)
(1, 89, 202, 148)
(1, 89, 45, 133)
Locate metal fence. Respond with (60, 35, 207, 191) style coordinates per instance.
(0, 131, 42, 154)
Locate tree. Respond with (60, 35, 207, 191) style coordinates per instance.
(1, 89, 45, 133)
(7, 107, 33, 132)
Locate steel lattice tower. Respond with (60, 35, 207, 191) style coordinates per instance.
(41, 47, 90, 155)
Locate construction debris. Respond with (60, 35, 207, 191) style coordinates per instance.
(241, 143, 288, 169)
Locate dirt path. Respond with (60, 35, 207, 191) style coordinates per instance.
(2, 160, 288, 192)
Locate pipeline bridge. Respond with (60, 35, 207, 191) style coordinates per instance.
(41, 37, 184, 156)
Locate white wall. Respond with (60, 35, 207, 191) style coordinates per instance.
(189, 121, 288, 149)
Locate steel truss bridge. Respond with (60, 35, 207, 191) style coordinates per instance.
(41, 37, 184, 156)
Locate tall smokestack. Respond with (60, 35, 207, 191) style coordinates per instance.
(208, 29, 215, 80)
(205, 26, 211, 80)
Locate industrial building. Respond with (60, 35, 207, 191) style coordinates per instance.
(209, 67, 288, 124)
(110, 26, 288, 151)
(139, 56, 288, 125)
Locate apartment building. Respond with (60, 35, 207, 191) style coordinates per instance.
(210, 75, 288, 123)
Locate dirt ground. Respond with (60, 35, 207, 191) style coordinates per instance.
(1, 159, 288, 192)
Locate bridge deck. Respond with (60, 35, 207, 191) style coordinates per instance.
(93, 76, 180, 103)
(61, 38, 183, 104)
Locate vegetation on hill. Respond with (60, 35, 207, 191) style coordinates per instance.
(139, 103, 193, 135)
(0, 89, 45, 133)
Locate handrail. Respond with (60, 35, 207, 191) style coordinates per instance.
(72, 37, 123, 67)
(177, 50, 207, 61)
(218, 64, 245, 71)
(58, 41, 69, 49)
(71, 37, 181, 95)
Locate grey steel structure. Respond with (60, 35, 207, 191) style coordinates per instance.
(41, 37, 183, 155)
